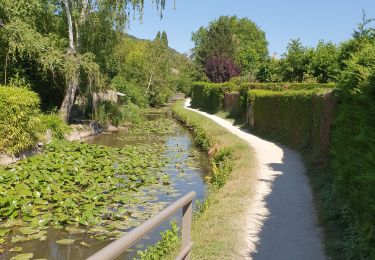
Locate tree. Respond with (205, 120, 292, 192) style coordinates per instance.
(191, 16, 268, 81)
(280, 39, 312, 82)
(256, 57, 283, 83)
(310, 41, 340, 83)
(155, 31, 161, 41)
(59, 0, 167, 121)
(205, 56, 241, 83)
(161, 31, 168, 46)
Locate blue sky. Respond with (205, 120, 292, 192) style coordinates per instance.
(127, 0, 375, 56)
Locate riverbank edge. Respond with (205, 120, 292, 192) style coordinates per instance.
(171, 100, 257, 259)
(0, 123, 128, 166)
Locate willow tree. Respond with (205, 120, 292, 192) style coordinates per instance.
(59, 0, 167, 121)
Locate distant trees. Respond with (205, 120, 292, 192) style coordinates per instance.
(155, 31, 169, 46)
(111, 34, 194, 107)
(257, 39, 340, 83)
(0, 0, 167, 121)
(192, 16, 268, 82)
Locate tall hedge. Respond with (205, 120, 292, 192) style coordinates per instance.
(190, 81, 336, 114)
(0, 86, 41, 154)
(331, 91, 375, 259)
(247, 89, 335, 161)
(190, 82, 232, 113)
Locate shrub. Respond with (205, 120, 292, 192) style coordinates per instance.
(247, 89, 334, 161)
(329, 42, 375, 259)
(94, 100, 143, 127)
(38, 113, 70, 140)
(0, 86, 41, 155)
(190, 82, 232, 113)
(205, 56, 241, 83)
(190, 81, 335, 115)
(94, 101, 124, 127)
(136, 222, 180, 260)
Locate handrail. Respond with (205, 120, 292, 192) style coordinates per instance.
(87, 191, 196, 260)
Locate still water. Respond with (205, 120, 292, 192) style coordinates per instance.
(1, 116, 208, 260)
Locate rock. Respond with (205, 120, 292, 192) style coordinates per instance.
(106, 125, 119, 132)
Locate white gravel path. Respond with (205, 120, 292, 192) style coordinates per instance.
(184, 99, 326, 260)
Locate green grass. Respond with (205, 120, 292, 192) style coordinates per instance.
(172, 100, 256, 259)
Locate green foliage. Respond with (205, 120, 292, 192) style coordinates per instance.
(0, 141, 170, 245)
(136, 222, 179, 260)
(94, 101, 125, 127)
(247, 89, 330, 154)
(173, 101, 234, 189)
(190, 81, 336, 115)
(310, 41, 340, 83)
(129, 118, 175, 134)
(279, 39, 313, 82)
(210, 148, 233, 189)
(112, 35, 192, 107)
(330, 41, 375, 259)
(259, 40, 340, 83)
(111, 76, 149, 108)
(0, 86, 40, 154)
(38, 113, 70, 140)
(190, 82, 230, 113)
(192, 16, 268, 79)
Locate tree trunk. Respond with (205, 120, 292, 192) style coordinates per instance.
(60, 0, 79, 122)
(59, 70, 79, 122)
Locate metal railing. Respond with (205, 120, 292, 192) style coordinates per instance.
(87, 191, 196, 260)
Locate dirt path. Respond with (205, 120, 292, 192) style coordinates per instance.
(184, 99, 326, 260)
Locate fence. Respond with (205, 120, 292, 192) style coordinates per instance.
(87, 191, 196, 260)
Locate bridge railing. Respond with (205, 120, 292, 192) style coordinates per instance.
(87, 191, 196, 260)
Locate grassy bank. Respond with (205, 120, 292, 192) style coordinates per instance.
(172, 100, 256, 259)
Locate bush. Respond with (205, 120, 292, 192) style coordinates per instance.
(190, 81, 336, 115)
(205, 56, 241, 83)
(329, 42, 375, 259)
(190, 82, 232, 113)
(94, 101, 143, 127)
(247, 89, 334, 160)
(173, 101, 233, 189)
(0, 86, 41, 155)
(38, 113, 70, 140)
(94, 101, 124, 127)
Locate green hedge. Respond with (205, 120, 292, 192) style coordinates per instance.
(330, 91, 375, 259)
(248, 89, 333, 159)
(0, 86, 41, 155)
(190, 82, 336, 115)
(190, 82, 232, 113)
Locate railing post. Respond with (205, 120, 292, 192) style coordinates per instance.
(181, 200, 193, 260)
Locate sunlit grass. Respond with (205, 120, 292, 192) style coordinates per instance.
(172, 100, 257, 259)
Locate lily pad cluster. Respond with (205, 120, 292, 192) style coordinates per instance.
(129, 118, 176, 134)
(0, 141, 173, 253)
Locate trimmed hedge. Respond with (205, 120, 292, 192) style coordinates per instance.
(0, 86, 41, 154)
(247, 89, 335, 161)
(191, 82, 232, 113)
(190, 81, 336, 114)
(330, 91, 375, 259)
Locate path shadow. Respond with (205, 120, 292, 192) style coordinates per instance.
(247, 146, 325, 260)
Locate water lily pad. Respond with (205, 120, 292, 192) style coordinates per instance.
(65, 226, 85, 234)
(56, 239, 75, 245)
(10, 253, 33, 260)
(9, 247, 23, 252)
(11, 235, 29, 243)
(0, 228, 10, 237)
(19, 227, 39, 235)
(0, 238, 5, 244)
